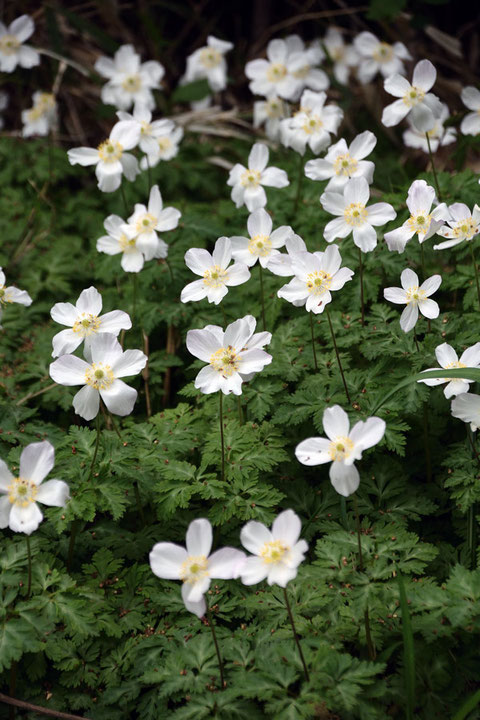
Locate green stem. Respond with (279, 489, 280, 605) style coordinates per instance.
(293, 153, 304, 217)
(282, 587, 310, 682)
(309, 313, 318, 371)
(120, 183, 129, 216)
(237, 396, 244, 424)
(132, 273, 138, 330)
(353, 494, 376, 660)
(146, 154, 152, 194)
(326, 307, 351, 404)
(425, 133, 441, 200)
(413, 329, 420, 352)
(470, 243, 480, 311)
(207, 607, 225, 689)
(25, 536, 32, 599)
(358, 248, 365, 326)
(258, 264, 267, 331)
(219, 393, 225, 482)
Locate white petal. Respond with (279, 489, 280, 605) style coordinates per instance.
(349, 417, 386, 452)
(260, 167, 289, 188)
(266, 564, 298, 587)
(352, 224, 377, 252)
(412, 59, 436, 93)
(344, 177, 369, 206)
(451, 393, 480, 426)
(208, 547, 246, 579)
(400, 303, 418, 332)
(36, 479, 69, 507)
(149, 542, 188, 579)
(73, 385, 99, 421)
(50, 302, 78, 326)
(247, 208, 272, 238)
(186, 329, 221, 362)
(367, 203, 396, 226)
(248, 143, 269, 172)
(76, 287, 102, 315)
(184, 248, 214, 275)
(19, 441, 54, 485)
(90, 332, 123, 365)
(323, 405, 349, 440)
(240, 556, 268, 585)
(194, 365, 223, 394)
(49, 355, 89, 386)
(240, 521, 272, 554)
(185, 518, 212, 556)
(384, 287, 407, 304)
(460, 343, 480, 367)
(420, 275, 442, 296)
(67, 147, 99, 167)
(349, 130, 377, 159)
(51, 329, 82, 358)
(100, 379, 137, 416)
(100, 310, 132, 334)
(212, 237, 231, 268)
(418, 298, 440, 319)
(9, 503, 43, 535)
(382, 99, 410, 127)
(461, 86, 480, 111)
(181, 279, 207, 303)
(329, 462, 360, 497)
(401, 268, 419, 290)
(272, 509, 302, 546)
(295, 437, 331, 465)
(384, 74, 411, 98)
(436, 343, 457, 367)
(224, 315, 255, 349)
(0, 496, 11, 529)
(11, 15, 35, 42)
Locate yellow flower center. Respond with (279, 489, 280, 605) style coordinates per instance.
(203, 265, 228, 288)
(121, 74, 142, 92)
(136, 213, 157, 233)
(333, 153, 358, 178)
(330, 46, 345, 62)
(0, 34, 20, 56)
(248, 234, 272, 257)
(406, 211, 432, 235)
(260, 539, 290, 564)
(452, 217, 478, 240)
(402, 86, 426, 108)
(85, 362, 114, 390)
(344, 202, 368, 227)
(210, 346, 239, 377)
(328, 436, 354, 462)
(199, 47, 222, 68)
(241, 169, 261, 188)
(98, 139, 123, 163)
(179, 555, 209, 584)
(372, 42, 394, 63)
(405, 286, 427, 304)
(72, 313, 101, 337)
(306, 270, 332, 295)
(119, 233, 137, 251)
(266, 63, 287, 82)
(140, 121, 152, 135)
(0, 286, 8, 305)
(7, 477, 38, 507)
(265, 99, 284, 118)
(157, 136, 172, 153)
(444, 360, 467, 382)
(302, 114, 323, 134)
(293, 63, 310, 79)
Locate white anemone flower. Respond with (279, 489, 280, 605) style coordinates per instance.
(460, 87, 480, 137)
(240, 509, 308, 587)
(384, 180, 449, 253)
(403, 102, 456, 153)
(22, 92, 57, 137)
(95, 44, 164, 111)
(321, 176, 396, 252)
(0, 267, 32, 327)
(67, 121, 140, 193)
(253, 96, 290, 142)
(451, 393, 480, 433)
(280, 90, 343, 155)
(245, 38, 304, 100)
(149, 518, 246, 618)
(0, 441, 69, 535)
(305, 131, 376, 192)
(287, 42, 329, 99)
(433, 203, 480, 250)
(186, 314, 272, 396)
(324, 28, 359, 85)
(266, 234, 307, 277)
(383, 269, 442, 333)
(295, 405, 386, 497)
(49, 333, 147, 421)
(382, 59, 439, 128)
(277, 245, 354, 314)
(230, 208, 293, 268)
(140, 125, 184, 169)
(116, 105, 174, 156)
(227, 143, 289, 211)
(183, 36, 233, 92)
(124, 185, 181, 261)
(96, 215, 144, 273)
(181, 237, 250, 305)
(50, 286, 131, 359)
(418, 342, 480, 398)
(0, 15, 39, 73)
(353, 31, 411, 84)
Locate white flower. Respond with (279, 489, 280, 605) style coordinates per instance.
(382, 59, 439, 128)
(140, 125, 184, 169)
(460, 87, 480, 136)
(280, 90, 343, 155)
(0, 91, 8, 130)
(353, 31, 411, 84)
(384, 180, 449, 253)
(181, 237, 250, 305)
(403, 102, 456, 153)
(96, 215, 144, 273)
(67, 121, 140, 193)
(49, 333, 147, 421)
(245, 38, 304, 100)
(95, 44, 164, 111)
(183, 36, 233, 92)
(22, 92, 57, 137)
(230, 208, 293, 268)
(277, 245, 354, 314)
(433, 203, 480, 250)
(0, 267, 32, 327)
(227, 143, 289, 211)
(149, 518, 246, 618)
(286, 38, 329, 98)
(240, 509, 308, 587)
(321, 176, 396, 252)
(253, 96, 290, 141)
(295, 405, 386, 497)
(124, 185, 181, 261)
(451, 393, 480, 432)
(266, 234, 307, 277)
(0, 441, 69, 535)
(116, 105, 174, 156)
(0, 15, 39, 73)
(186, 314, 272, 396)
(50, 286, 131, 359)
(418, 342, 480, 398)
(305, 131, 376, 192)
(324, 28, 359, 85)
(383, 269, 441, 332)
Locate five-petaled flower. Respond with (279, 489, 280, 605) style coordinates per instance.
(230, 208, 293, 268)
(0, 14, 39, 73)
(227, 143, 289, 212)
(94, 44, 164, 111)
(383, 268, 442, 333)
(433, 203, 480, 251)
(122, 185, 181, 261)
(0, 267, 32, 327)
(353, 31, 411, 85)
(181, 237, 250, 305)
(382, 59, 439, 128)
(305, 130, 377, 192)
(418, 342, 480, 399)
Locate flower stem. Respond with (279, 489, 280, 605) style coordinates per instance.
(358, 248, 365, 326)
(309, 313, 318, 371)
(146, 155, 152, 194)
(293, 153, 304, 217)
(470, 243, 480, 311)
(326, 307, 351, 404)
(413, 329, 420, 352)
(282, 587, 310, 682)
(353, 494, 376, 660)
(120, 183, 129, 216)
(237, 396, 244, 424)
(258, 264, 267, 331)
(425, 133, 441, 201)
(207, 606, 225, 689)
(25, 535, 32, 599)
(219, 392, 225, 482)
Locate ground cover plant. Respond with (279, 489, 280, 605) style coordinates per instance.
(1, 2, 480, 718)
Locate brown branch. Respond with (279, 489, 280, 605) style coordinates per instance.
(0, 693, 92, 720)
